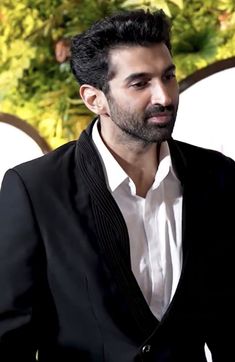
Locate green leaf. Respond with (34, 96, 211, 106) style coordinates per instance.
(169, 0, 183, 9)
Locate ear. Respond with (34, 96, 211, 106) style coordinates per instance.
(79, 84, 109, 116)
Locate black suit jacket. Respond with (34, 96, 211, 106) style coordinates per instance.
(0, 121, 235, 362)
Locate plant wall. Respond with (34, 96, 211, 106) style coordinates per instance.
(0, 0, 235, 149)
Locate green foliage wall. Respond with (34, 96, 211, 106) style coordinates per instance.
(0, 0, 235, 149)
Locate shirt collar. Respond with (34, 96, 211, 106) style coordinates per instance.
(92, 120, 178, 193)
(92, 120, 128, 192)
(152, 141, 177, 189)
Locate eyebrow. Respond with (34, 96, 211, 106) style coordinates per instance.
(124, 64, 176, 84)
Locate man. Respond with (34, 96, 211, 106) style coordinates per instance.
(0, 9, 234, 362)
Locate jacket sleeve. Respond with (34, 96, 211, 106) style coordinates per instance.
(205, 155, 235, 360)
(0, 169, 41, 361)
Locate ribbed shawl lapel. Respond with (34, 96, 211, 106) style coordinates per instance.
(75, 125, 159, 339)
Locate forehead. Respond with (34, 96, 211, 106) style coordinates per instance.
(108, 43, 173, 81)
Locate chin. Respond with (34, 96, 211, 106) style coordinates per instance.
(151, 130, 173, 143)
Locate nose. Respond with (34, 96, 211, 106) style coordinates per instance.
(151, 81, 173, 107)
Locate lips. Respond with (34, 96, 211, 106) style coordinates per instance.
(147, 113, 172, 124)
(147, 112, 172, 118)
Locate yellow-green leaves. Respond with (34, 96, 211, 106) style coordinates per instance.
(122, 0, 184, 16)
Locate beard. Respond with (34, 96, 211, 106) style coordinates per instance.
(107, 96, 178, 145)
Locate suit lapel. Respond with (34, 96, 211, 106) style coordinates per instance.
(76, 129, 159, 340)
(168, 138, 211, 261)
(168, 138, 190, 261)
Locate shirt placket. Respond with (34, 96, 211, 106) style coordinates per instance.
(144, 187, 165, 319)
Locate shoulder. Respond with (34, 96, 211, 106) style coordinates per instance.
(169, 138, 235, 188)
(173, 139, 235, 170)
(5, 141, 78, 190)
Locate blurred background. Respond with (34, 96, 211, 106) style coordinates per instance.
(0, 0, 235, 183)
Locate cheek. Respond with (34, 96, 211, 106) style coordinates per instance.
(114, 96, 145, 113)
(124, 91, 150, 111)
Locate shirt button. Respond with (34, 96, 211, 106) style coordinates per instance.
(142, 344, 152, 354)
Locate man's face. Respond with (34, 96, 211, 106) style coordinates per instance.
(105, 43, 179, 144)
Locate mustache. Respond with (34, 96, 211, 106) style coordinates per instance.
(144, 104, 174, 119)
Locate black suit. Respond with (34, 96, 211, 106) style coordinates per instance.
(0, 121, 235, 361)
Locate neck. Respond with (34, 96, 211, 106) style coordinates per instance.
(114, 147, 158, 198)
(99, 119, 160, 198)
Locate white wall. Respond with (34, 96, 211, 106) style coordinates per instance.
(173, 67, 235, 161)
(0, 122, 44, 187)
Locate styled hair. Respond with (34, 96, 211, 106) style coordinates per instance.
(70, 9, 172, 93)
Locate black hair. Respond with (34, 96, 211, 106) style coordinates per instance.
(70, 9, 172, 94)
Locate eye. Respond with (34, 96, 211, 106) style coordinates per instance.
(163, 72, 176, 81)
(131, 80, 149, 89)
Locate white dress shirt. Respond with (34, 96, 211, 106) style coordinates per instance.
(92, 121, 183, 320)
